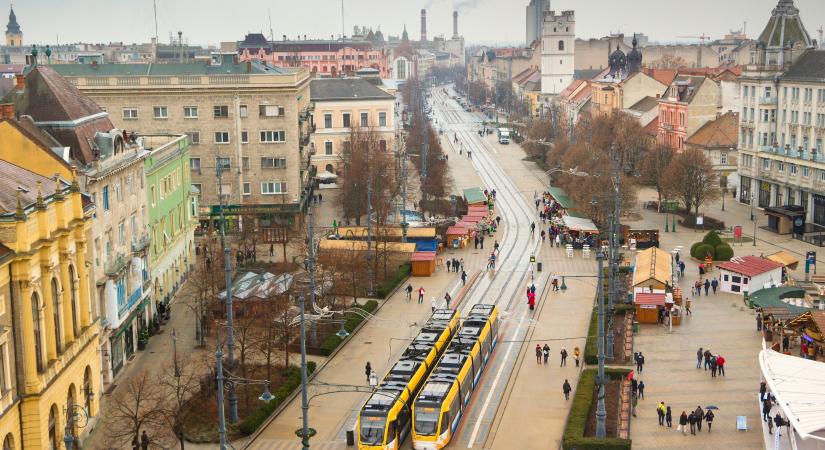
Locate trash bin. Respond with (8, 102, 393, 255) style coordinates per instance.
(632, 321, 640, 334)
(346, 429, 355, 446)
(537, 262, 543, 272)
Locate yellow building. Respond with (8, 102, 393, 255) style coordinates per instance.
(0, 118, 100, 449)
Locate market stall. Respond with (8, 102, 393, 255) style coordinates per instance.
(631, 247, 674, 291)
(786, 311, 825, 361)
(445, 226, 470, 249)
(411, 251, 437, 276)
(463, 187, 488, 206)
(562, 215, 600, 249)
(633, 292, 667, 324)
(766, 250, 801, 271)
(622, 226, 660, 249)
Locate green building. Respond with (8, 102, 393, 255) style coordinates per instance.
(144, 134, 197, 308)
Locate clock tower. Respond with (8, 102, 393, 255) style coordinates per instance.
(541, 10, 575, 96)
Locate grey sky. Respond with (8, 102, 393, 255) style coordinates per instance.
(10, 0, 825, 47)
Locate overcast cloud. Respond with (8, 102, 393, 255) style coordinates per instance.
(10, 0, 825, 47)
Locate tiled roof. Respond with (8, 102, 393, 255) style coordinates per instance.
(782, 50, 825, 82)
(0, 160, 69, 214)
(634, 292, 666, 306)
(310, 78, 394, 101)
(628, 96, 659, 113)
(643, 68, 678, 86)
(687, 111, 739, 148)
(20, 65, 106, 122)
(48, 60, 291, 77)
(558, 79, 585, 100)
(718, 256, 783, 277)
(642, 117, 659, 136)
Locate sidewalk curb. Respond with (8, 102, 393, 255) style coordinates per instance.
(241, 276, 410, 448)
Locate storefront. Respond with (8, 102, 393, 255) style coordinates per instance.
(758, 180, 772, 208)
(739, 176, 752, 204)
(814, 194, 825, 227)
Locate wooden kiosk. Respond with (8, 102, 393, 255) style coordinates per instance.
(411, 251, 437, 276)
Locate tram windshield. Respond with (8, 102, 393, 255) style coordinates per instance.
(360, 414, 387, 445)
(414, 405, 440, 436)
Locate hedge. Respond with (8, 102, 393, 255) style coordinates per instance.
(319, 300, 379, 356)
(583, 304, 632, 365)
(562, 368, 632, 450)
(376, 263, 411, 299)
(702, 230, 723, 247)
(714, 243, 734, 261)
(691, 243, 714, 260)
(239, 361, 318, 436)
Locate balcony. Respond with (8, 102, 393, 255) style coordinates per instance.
(759, 96, 777, 106)
(104, 253, 128, 277)
(119, 287, 143, 319)
(131, 233, 150, 253)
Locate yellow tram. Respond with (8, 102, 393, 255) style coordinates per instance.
(358, 309, 460, 450)
(411, 304, 499, 450)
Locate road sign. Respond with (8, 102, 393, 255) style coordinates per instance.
(530, 255, 536, 263)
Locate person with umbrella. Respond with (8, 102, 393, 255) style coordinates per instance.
(705, 407, 716, 432)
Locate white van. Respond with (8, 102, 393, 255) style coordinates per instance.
(497, 128, 511, 144)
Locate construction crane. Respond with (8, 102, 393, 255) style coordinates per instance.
(818, 27, 824, 49)
(676, 34, 712, 44)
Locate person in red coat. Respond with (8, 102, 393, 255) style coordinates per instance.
(716, 355, 726, 376)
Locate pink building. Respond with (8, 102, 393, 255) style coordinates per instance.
(238, 33, 390, 78)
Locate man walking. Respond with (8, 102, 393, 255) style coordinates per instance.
(563, 379, 572, 400)
(704, 349, 712, 370)
(704, 279, 711, 296)
(716, 355, 726, 376)
(431, 297, 437, 312)
(535, 344, 542, 364)
(461, 270, 467, 285)
(418, 286, 425, 304)
(711, 277, 719, 294)
(637, 352, 645, 373)
(657, 402, 666, 426)
(638, 381, 645, 399)
(560, 348, 568, 367)
(694, 406, 704, 432)
(542, 344, 550, 364)
(365, 362, 372, 383)
(406, 284, 413, 301)
(696, 347, 704, 369)
(688, 411, 696, 435)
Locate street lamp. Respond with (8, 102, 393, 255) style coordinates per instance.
(215, 348, 274, 450)
(63, 400, 92, 450)
(751, 193, 757, 246)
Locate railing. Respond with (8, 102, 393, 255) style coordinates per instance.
(759, 96, 777, 105)
(104, 253, 127, 276)
(119, 287, 142, 319)
(131, 233, 150, 253)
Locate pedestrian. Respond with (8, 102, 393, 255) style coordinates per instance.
(574, 347, 581, 367)
(543, 344, 550, 364)
(318, 193, 322, 202)
(364, 362, 373, 382)
(541, 230, 546, 242)
(716, 355, 726, 376)
(418, 287, 425, 304)
(666, 406, 673, 427)
(461, 270, 467, 285)
(704, 349, 712, 370)
(631, 377, 638, 398)
(406, 284, 413, 301)
(756, 312, 763, 331)
(685, 297, 692, 315)
(711, 277, 719, 294)
(530, 222, 536, 234)
(762, 396, 773, 422)
(459, 258, 465, 271)
(706, 410, 715, 432)
(679, 260, 686, 278)
(694, 406, 704, 432)
(480, 235, 484, 248)
(494, 240, 500, 253)
(560, 348, 568, 367)
(638, 381, 645, 399)
(555, 234, 561, 248)
(535, 344, 542, 364)
(782, 334, 790, 352)
(474, 235, 479, 249)
(704, 279, 710, 296)
(657, 401, 666, 426)
(688, 411, 696, 435)
(141, 430, 150, 450)
(431, 296, 437, 312)
(444, 292, 452, 307)
(446, 259, 452, 272)
(637, 352, 645, 373)
(710, 355, 718, 377)
(696, 347, 703, 369)
(269, 243, 274, 257)
(678, 411, 688, 435)
(132, 435, 140, 450)
(563, 379, 572, 400)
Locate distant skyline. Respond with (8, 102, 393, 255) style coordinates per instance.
(8, 0, 825, 47)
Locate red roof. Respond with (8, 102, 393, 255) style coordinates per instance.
(461, 215, 482, 223)
(446, 226, 468, 235)
(718, 256, 783, 277)
(411, 251, 436, 262)
(634, 292, 666, 306)
(643, 68, 678, 86)
(468, 205, 488, 213)
(455, 221, 476, 229)
(642, 116, 659, 137)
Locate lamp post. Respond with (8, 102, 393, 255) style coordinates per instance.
(216, 348, 274, 450)
(595, 251, 607, 438)
(751, 194, 757, 246)
(62, 400, 92, 449)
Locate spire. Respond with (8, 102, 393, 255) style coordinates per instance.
(402, 25, 409, 42)
(6, 5, 20, 34)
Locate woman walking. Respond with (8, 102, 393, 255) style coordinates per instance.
(678, 411, 688, 435)
(666, 406, 673, 428)
(535, 344, 542, 364)
(706, 410, 715, 432)
(543, 344, 550, 364)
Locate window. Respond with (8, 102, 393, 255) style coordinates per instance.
(325, 141, 333, 155)
(742, 154, 753, 168)
(259, 105, 285, 117)
(102, 185, 110, 211)
(324, 113, 332, 128)
(790, 164, 798, 175)
(261, 157, 287, 168)
(360, 113, 369, 127)
(150, 186, 156, 206)
(777, 161, 785, 172)
(122, 108, 138, 119)
(379, 139, 387, 152)
(51, 278, 62, 352)
(213, 105, 229, 118)
(242, 182, 251, 196)
(0, 343, 8, 392)
(379, 112, 387, 127)
(190, 158, 201, 172)
(242, 157, 250, 170)
(183, 106, 198, 118)
(558, 40, 565, 51)
(261, 181, 287, 194)
(215, 131, 230, 143)
(216, 157, 231, 171)
(31, 293, 43, 372)
(343, 113, 351, 128)
(185, 131, 200, 145)
(153, 106, 168, 119)
(762, 158, 771, 170)
(802, 166, 810, 177)
(241, 130, 249, 143)
(260, 130, 286, 142)
(820, 169, 825, 182)
(191, 183, 202, 194)
(720, 153, 727, 165)
(239, 104, 248, 118)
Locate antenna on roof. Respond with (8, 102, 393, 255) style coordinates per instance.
(268, 9, 274, 41)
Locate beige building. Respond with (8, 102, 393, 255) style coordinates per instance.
(50, 53, 312, 228)
(309, 78, 395, 175)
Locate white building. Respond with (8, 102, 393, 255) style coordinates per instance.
(541, 10, 575, 96)
(718, 256, 783, 294)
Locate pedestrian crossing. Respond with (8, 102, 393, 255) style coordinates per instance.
(247, 439, 347, 450)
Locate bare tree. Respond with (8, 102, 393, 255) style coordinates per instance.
(105, 371, 168, 449)
(664, 148, 720, 215)
(157, 358, 203, 450)
(640, 144, 676, 210)
(182, 237, 223, 348)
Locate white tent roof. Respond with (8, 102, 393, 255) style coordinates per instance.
(562, 215, 599, 233)
(759, 348, 825, 441)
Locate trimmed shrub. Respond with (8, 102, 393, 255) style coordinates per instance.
(376, 263, 411, 299)
(562, 368, 632, 450)
(702, 230, 723, 247)
(714, 243, 734, 261)
(238, 361, 317, 436)
(584, 304, 631, 365)
(690, 242, 703, 258)
(691, 243, 714, 260)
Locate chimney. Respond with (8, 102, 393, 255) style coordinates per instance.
(283, 34, 287, 41)
(421, 9, 427, 42)
(453, 11, 459, 39)
(14, 73, 24, 90)
(246, 61, 252, 73)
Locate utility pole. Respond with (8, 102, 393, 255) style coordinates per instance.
(400, 137, 408, 243)
(596, 251, 607, 438)
(606, 143, 620, 359)
(366, 176, 375, 296)
(216, 153, 238, 422)
(298, 199, 315, 450)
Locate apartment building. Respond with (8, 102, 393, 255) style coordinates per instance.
(657, 75, 720, 151)
(50, 54, 312, 230)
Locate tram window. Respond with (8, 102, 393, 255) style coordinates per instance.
(415, 406, 439, 436)
(481, 335, 490, 359)
(449, 396, 461, 422)
(360, 415, 387, 445)
(440, 412, 451, 432)
(491, 320, 498, 341)
(387, 420, 397, 443)
(459, 377, 470, 406)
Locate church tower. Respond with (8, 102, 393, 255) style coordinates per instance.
(5, 6, 21, 48)
(541, 10, 575, 96)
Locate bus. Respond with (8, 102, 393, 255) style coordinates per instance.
(411, 304, 499, 450)
(358, 309, 460, 449)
